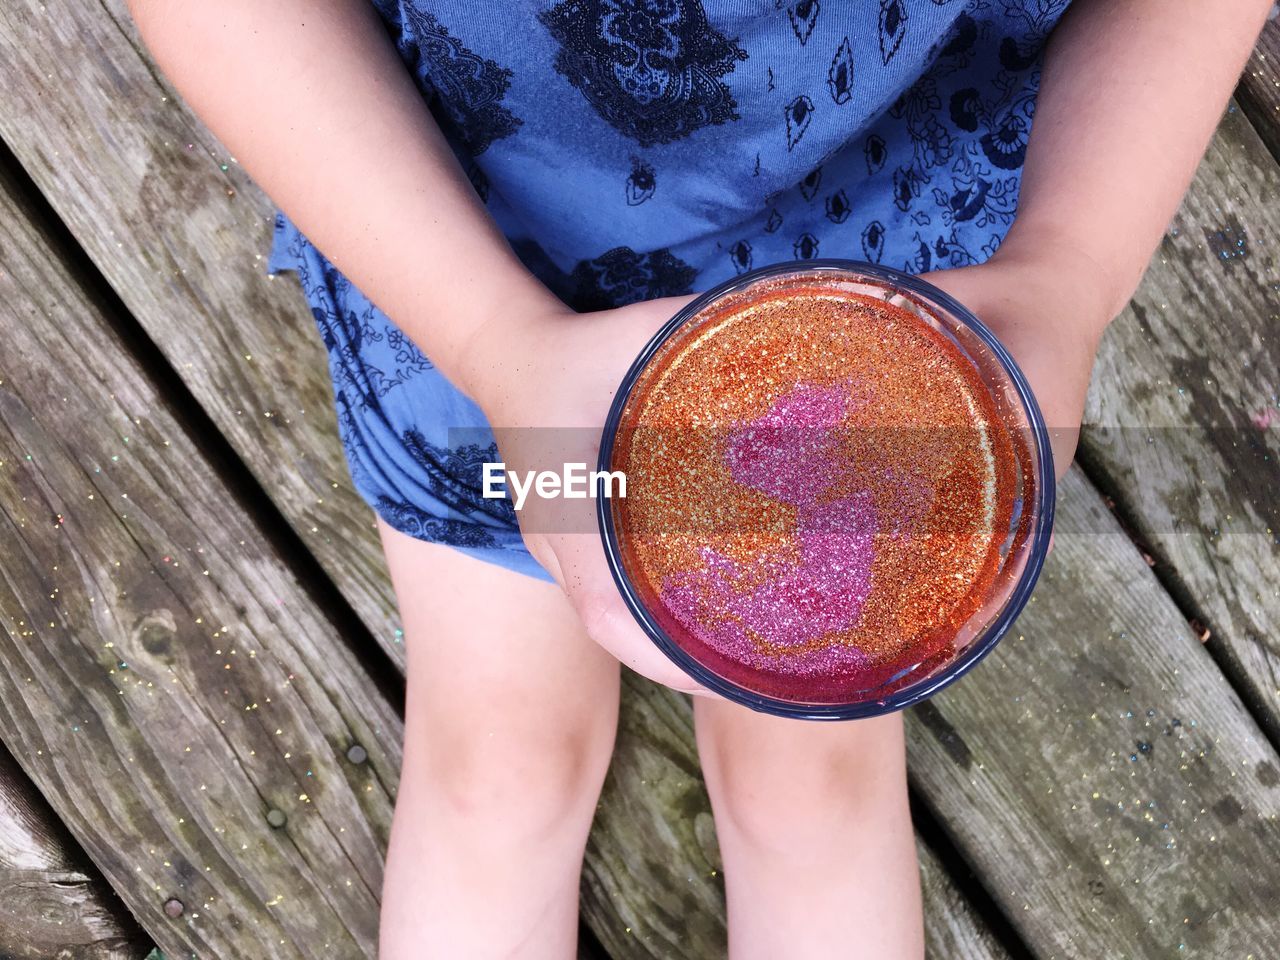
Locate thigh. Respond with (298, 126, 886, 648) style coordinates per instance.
(380, 519, 622, 766)
(377, 519, 620, 956)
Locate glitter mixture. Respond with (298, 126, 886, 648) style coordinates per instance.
(608, 271, 1036, 705)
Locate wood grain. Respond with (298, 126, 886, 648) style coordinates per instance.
(0, 745, 152, 960)
(1079, 105, 1280, 736)
(907, 468, 1280, 957)
(0, 164, 401, 958)
(0, 0, 402, 668)
(919, 841, 1012, 960)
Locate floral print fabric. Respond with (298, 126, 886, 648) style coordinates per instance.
(269, 0, 1071, 576)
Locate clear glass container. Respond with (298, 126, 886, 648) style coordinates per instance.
(597, 261, 1055, 719)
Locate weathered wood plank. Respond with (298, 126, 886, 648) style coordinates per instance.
(1079, 105, 1280, 737)
(1239, 14, 1280, 160)
(0, 165, 400, 957)
(0, 744, 152, 960)
(919, 842, 1012, 960)
(907, 468, 1280, 958)
(0, 0, 402, 669)
(0, 2, 1014, 955)
(584, 674, 1012, 960)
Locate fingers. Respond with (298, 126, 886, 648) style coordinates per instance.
(577, 581, 708, 694)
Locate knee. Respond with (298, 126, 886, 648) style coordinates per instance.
(420, 711, 617, 837)
(700, 716, 907, 854)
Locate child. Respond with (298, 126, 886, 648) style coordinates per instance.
(126, 2, 1271, 956)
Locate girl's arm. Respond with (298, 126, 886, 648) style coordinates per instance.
(125, 0, 562, 398)
(928, 0, 1273, 475)
(126, 0, 705, 693)
(1002, 0, 1274, 321)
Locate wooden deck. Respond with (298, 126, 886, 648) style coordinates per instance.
(0, 3, 1278, 957)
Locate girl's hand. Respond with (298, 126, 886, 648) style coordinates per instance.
(468, 295, 710, 693)
(921, 247, 1114, 481)
(471, 247, 1113, 691)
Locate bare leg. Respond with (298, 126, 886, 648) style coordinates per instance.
(694, 698, 923, 960)
(377, 521, 620, 959)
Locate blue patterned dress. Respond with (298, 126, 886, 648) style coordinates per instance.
(268, 0, 1072, 581)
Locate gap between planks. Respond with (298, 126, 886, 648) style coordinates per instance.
(0, 133, 407, 722)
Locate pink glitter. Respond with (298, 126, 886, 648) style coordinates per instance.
(658, 383, 877, 676)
